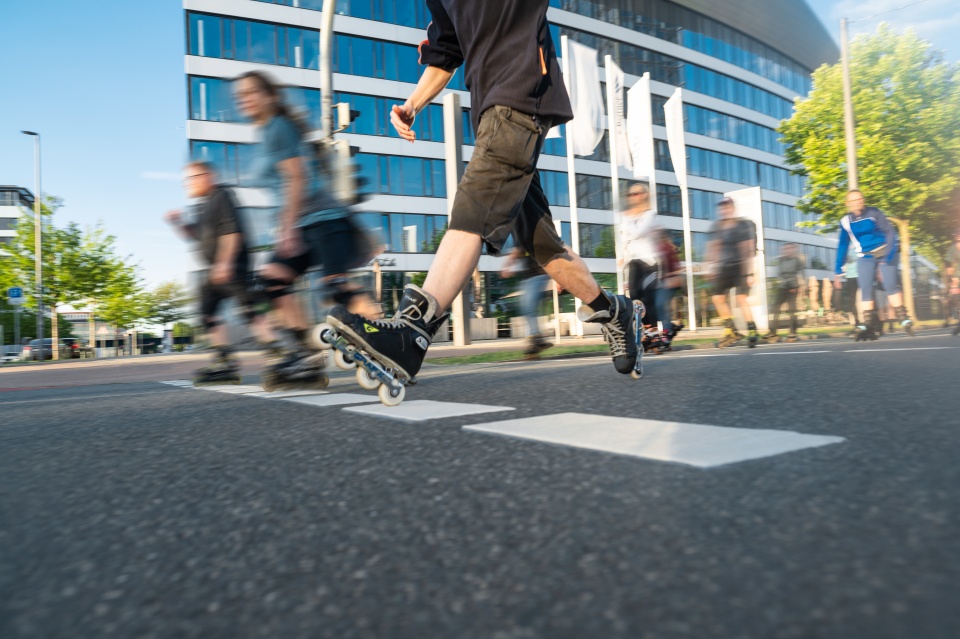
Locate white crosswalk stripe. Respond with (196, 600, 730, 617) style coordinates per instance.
(463, 413, 844, 468)
(343, 400, 515, 423)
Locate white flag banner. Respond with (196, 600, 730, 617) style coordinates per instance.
(607, 60, 632, 171)
(663, 88, 687, 190)
(565, 41, 605, 156)
(627, 73, 656, 189)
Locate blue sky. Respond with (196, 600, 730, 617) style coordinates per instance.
(1, 1, 957, 289)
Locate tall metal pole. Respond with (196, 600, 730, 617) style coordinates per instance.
(319, 0, 335, 140)
(21, 132, 43, 353)
(840, 18, 859, 190)
(442, 93, 471, 346)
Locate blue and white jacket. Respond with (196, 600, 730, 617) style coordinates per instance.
(835, 206, 898, 274)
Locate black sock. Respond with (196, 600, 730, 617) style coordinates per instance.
(293, 328, 310, 348)
(215, 344, 233, 358)
(588, 291, 612, 312)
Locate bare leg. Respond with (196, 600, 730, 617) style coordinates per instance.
(209, 323, 230, 348)
(737, 295, 754, 323)
(712, 294, 732, 318)
(277, 294, 309, 331)
(421, 230, 483, 311)
(542, 249, 602, 302)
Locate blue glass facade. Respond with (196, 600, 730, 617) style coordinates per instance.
(185, 0, 836, 304)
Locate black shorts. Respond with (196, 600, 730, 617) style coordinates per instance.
(269, 216, 369, 278)
(712, 265, 750, 297)
(448, 105, 567, 267)
(200, 272, 255, 324)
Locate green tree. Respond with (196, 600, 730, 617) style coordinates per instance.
(780, 25, 960, 261)
(98, 262, 151, 356)
(147, 280, 192, 329)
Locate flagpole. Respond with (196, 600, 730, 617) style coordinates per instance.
(561, 35, 583, 336)
(664, 88, 697, 332)
(604, 56, 625, 297)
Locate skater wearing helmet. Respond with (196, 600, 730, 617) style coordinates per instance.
(833, 190, 913, 341)
(164, 161, 274, 385)
(321, 0, 641, 400)
(234, 70, 376, 389)
(706, 197, 760, 348)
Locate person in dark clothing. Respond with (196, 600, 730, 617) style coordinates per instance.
(164, 161, 273, 383)
(324, 0, 640, 387)
(706, 197, 759, 347)
(763, 242, 804, 342)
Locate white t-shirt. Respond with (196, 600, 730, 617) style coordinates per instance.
(620, 209, 660, 264)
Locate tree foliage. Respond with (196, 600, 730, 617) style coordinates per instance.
(780, 25, 960, 261)
(147, 280, 192, 327)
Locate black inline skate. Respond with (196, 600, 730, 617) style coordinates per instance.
(261, 348, 329, 392)
(523, 333, 554, 360)
(317, 285, 449, 406)
(854, 311, 880, 342)
(577, 293, 640, 376)
(194, 348, 241, 386)
(716, 318, 744, 348)
(895, 306, 915, 336)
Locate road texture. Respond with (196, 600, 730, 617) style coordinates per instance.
(2, 329, 958, 638)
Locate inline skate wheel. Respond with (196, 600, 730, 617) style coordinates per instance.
(378, 383, 405, 407)
(334, 348, 357, 371)
(356, 367, 380, 390)
(630, 370, 642, 380)
(312, 323, 335, 350)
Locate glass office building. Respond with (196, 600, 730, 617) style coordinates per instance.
(0, 186, 32, 256)
(183, 0, 839, 322)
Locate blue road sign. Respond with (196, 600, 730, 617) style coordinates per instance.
(8, 287, 24, 305)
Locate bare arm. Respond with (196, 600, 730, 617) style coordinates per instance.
(164, 209, 199, 241)
(210, 232, 241, 285)
(391, 66, 454, 142)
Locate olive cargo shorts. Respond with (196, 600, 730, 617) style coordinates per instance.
(448, 105, 566, 267)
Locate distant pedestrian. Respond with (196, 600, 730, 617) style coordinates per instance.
(656, 229, 684, 342)
(706, 197, 760, 347)
(502, 244, 553, 358)
(619, 182, 660, 331)
(945, 230, 960, 335)
(834, 189, 914, 340)
(763, 242, 804, 342)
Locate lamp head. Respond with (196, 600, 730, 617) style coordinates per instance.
(21, 130, 38, 136)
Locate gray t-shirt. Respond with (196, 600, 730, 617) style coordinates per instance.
(247, 115, 341, 229)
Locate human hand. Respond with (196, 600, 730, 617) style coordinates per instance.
(391, 103, 417, 142)
(834, 277, 843, 290)
(164, 209, 182, 225)
(210, 261, 232, 285)
(277, 227, 304, 258)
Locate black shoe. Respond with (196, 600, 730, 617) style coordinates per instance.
(578, 293, 637, 374)
(327, 285, 448, 381)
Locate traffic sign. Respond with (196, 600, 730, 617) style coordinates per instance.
(7, 287, 24, 306)
(97, 325, 110, 336)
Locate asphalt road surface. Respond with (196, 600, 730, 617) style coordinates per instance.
(2, 329, 958, 638)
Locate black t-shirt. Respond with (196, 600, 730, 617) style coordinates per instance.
(709, 218, 756, 265)
(419, 0, 573, 134)
(193, 186, 248, 273)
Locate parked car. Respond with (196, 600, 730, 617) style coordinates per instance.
(21, 338, 74, 361)
(61, 338, 84, 359)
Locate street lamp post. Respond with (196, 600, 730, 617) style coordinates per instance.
(20, 131, 44, 358)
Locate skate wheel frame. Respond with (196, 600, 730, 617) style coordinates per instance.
(632, 301, 644, 380)
(378, 383, 405, 406)
(319, 321, 410, 406)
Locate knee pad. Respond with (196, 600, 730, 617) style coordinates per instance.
(326, 276, 362, 306)
(257, 277, 295, 301)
